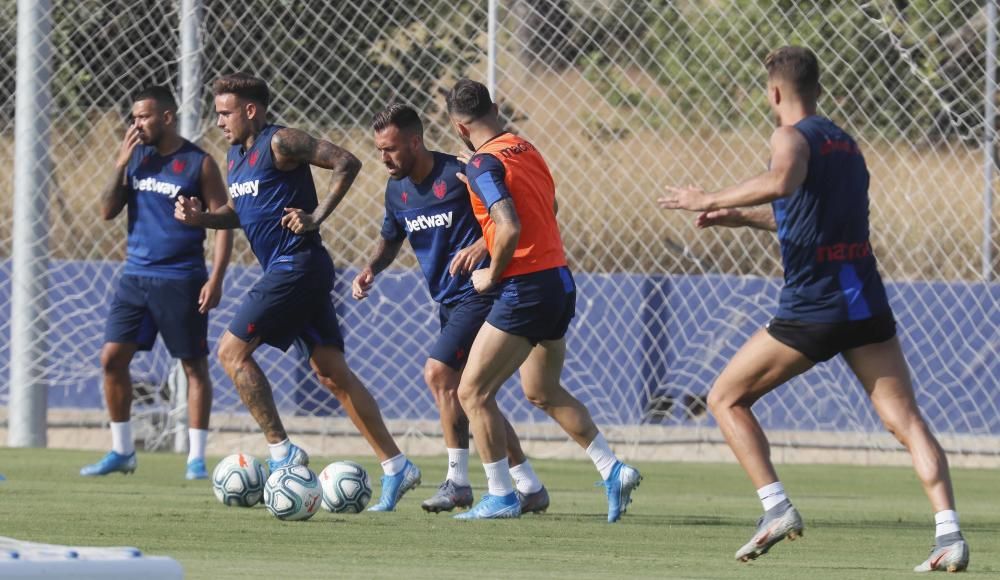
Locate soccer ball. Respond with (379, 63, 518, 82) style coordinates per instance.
(212, 453, 267, 507)
(319, 460, 372, 513)
(264, 465, 322, 521)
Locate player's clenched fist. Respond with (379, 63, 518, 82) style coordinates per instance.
(281, 207, 319, 234)
(351, 267, 374, 301)
(174, 195, 204, 226)
(470, 268, 496, 294)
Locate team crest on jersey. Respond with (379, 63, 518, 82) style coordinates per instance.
(471, 157, 482, 168)
(433, 179, 447, 199)
(171, 159, 186, 174)
(401, 190, 409, 204)
(249, 150, 260, 167)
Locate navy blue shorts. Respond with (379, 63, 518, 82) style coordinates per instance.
(104, 274, 209, 360)
(228, 258, 344, 355)
(487, 266, 576, 345)
(430, 292, 496, 370)
(767, 312, 897, 363)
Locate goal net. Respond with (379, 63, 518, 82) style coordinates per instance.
(1, 1, 997, 460)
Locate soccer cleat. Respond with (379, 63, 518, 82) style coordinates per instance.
(421, 479, 473, 513)
(80, 451, 137, 476)
(368, 460, 421, 512)
(914, 534, 970, 573)
(185, 458, 208, 480)
(453, 492, 521, 520)
(603, 461, 641, 523)
(266, 443, 309, 472)
(735, 501, 805, 562)
(517, 485, 550, 514)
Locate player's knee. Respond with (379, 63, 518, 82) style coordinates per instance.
(181, 358, 210, 383)
(706, 386, 736, 416)
(424, 362, 458, 400)
(456, 381, 487, 411)
(523, 386, 552, 411)
(100, 346, 131, 374)
(217, 341, 247, 376)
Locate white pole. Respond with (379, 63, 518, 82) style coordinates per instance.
(174, 0, 203, 453)
(9, 0, 53, 448)
(178, 0, 202, 141)
(985, 0, 997, 282)
(487, 0, 497, 99)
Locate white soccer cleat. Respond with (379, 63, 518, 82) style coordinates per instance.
(914, 537, 969, 573)
(735, 502, 804, 562)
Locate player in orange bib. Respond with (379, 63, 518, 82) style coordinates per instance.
(445, 79, 641, 521)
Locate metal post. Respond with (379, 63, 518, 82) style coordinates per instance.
(178, 0, 202, 141)
(174, 0, 203, 453)
(985, 0, 997, 282)
(487, 0, 497, 99)
(9, 0, 53, 448)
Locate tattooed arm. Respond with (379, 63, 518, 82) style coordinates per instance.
(271, 127, 362, 233)
(464, 153, 521, 294)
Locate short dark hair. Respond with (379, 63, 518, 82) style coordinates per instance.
(372, 103, 424, 136)
(446, 78, 493, 119)
(765, 46, 820, 98)
(212, 72, 270, 107)
(132, 85, 177, 112)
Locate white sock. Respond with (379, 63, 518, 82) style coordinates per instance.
(268, 438, 291, 461)
(110, 421, 134, 455)
(381, 453, 407, 477)
(935, 510, 961, 537)
(509, 460, 542, 495)
(757, 481, 789, 511)
(585, 433, 618, 480)
(484, 458, 514, 496)
(446, 448, 470, 486)
(187, 428, 208, 462)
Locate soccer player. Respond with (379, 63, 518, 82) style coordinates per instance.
(352, 103, 549, 514)
(445, 79, 641, 522)
(174, 73, 420, 511)
(81, 86, 233, 480)
(658, 46, 969, 572)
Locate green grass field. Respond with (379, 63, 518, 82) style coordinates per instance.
(1, 449, 997, 579)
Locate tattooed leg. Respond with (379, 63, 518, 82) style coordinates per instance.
(218, 331, 286, 443)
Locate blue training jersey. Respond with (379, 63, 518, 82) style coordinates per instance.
(381, 151, 487, 304)
(771, 115, 891, 323)
(227, 124, 325, 271)
(123, 140, 208, 279)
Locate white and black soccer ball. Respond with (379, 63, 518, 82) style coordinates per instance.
(212, 453, 267, 507)
(319, 460, 372, 514)
(264, 464, 322, 521)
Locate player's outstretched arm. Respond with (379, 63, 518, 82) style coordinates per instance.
(100, 127, 141, 220)
(197, 155, 234, 313)
(695, 206, 777, 232)
(658, 126, 809, 212)
(352, 236, 405, 301)
(272, 127, 362, 234)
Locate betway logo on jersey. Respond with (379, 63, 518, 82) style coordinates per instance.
(132, 176, 182, 198)
(405, 211, 453, 232)
(229, 180, 260, 199)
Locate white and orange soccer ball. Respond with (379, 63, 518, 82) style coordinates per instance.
(264, 464, 322, 521)
(212, 453, 267, 507)
(319, 461, 372, 514)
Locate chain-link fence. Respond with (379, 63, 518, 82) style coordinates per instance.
(2, 1, 998, 459)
